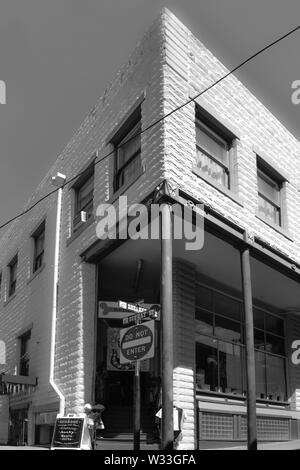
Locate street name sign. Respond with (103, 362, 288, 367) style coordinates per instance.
(119, 301, 160, 326)
(120, 321, 155, 363)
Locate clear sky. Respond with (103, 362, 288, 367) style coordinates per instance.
(0, 0, 299, 228)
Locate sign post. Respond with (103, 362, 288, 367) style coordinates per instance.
(120, 319, 155, 451)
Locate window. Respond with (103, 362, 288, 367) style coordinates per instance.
(33, 221, 45, 273)
(19, 330, 31, 376)
(113, 108, 142, 191)
(8, 255, 18, 297)
(195, 285, 287, 401)
(257, 164, 282, 227)
(73, 164, 94, 231)
(195, 109, 236, 190)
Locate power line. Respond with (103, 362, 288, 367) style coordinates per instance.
(0, 23, 299, 233)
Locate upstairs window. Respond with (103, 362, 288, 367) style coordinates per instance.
(73, 164, 94, 232)
(19, 330, 31, 376)
(196, 120, 231, 188)
(257, 163, 282, 227)
(33, 221, 45, 273)
(113, 107, 142, 192)
(8, 255, 18, 297)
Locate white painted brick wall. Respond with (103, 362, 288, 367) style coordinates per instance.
(0, 11, 167, 428)
(162, 9, 300, 263)
(0, 8, 300, 446)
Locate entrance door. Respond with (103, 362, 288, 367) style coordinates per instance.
(95, 319, 160, 434)
(9, 409, 28, 445)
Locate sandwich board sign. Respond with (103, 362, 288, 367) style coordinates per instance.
(51, 414, 92, 450)
(120, 320, 155, 364)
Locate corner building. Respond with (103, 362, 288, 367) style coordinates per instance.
(1, 9, 300, 449)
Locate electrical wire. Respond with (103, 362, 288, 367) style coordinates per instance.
(0, 23, 299, 233)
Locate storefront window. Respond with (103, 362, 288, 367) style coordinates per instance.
(196, 336, 218, 391)
(195, 284, 287, 401)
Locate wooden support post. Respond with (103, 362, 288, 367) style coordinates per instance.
(241, 245, 257, 450)
(161, 203, 174, 450)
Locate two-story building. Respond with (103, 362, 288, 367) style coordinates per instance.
(1, 9, 300, 449)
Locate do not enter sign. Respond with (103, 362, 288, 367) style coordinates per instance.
(120, 321, 155, 363)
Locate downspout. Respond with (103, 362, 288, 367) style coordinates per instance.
(49, 173, 66, 415)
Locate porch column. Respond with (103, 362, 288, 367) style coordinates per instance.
(161, 203, 174, 450)
(241, 244, 257, 450)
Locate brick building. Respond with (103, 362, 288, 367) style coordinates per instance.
(1, 9, 300, 449)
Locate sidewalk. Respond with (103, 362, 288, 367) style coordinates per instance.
(202, 440, 300, 450)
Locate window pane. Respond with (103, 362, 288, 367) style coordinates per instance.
(196, 308, 213, 336)
(266, 355, 286, 401)
(214, 293, 241, 322)
(265, 334, 285, 356)
(215, 315, 241, 343)
(255, 350, 267, 398)
(196, 125, 227, 164)
(77, 177, 94, 212)
(196, 335, 218, 391)
(118, 128, 140, 167)
(257, 170, 280, 205)
(196, 149, 229, 187)
(253, 308, 265, 330)
(219, 341, 243, 394)
(254, 328, 265, 350)
(257, 195, 280, 225)
(119, 152, 142, 187)
(266, 313, 284, 337)
(196, 286, 212, 310)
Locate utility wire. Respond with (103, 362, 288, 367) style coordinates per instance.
(0, 23, 299, 233)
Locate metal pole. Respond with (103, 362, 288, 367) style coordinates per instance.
(133, 359, 141, 450)
(161, 203, 174, 450)
(241, 246, 257, 450)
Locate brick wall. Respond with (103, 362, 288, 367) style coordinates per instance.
(173, 258, 196, 450)
(0, 11, 167, 421)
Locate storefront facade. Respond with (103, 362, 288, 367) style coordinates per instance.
(1, 10, 300, 449)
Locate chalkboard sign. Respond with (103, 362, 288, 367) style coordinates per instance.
(51, 415, 89, 450)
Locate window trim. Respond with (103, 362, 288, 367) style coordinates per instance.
(18, 329, 31, 377)
(8, 254, 18, 297)
(112, 108, 142, 193)
(194, 107, 240, 202)
(195, 281, 288, 402)
(32, 220, 46, 274)
(72, 160, 95, 233)
(255, 155, 290, 235)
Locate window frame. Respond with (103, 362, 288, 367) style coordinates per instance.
(8, 255, 18, 297)
(19, 330, 31, 377)
(195, 118, 231, 188)
(72, 162, 95, 232)
(193, 107, 241, 205)
(112, 107, 142, 193)
(195, 282, 287, 403)
(257, 165, 282, 227)
(255, 155, 289, 233)
(32, 221, 45, 273)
